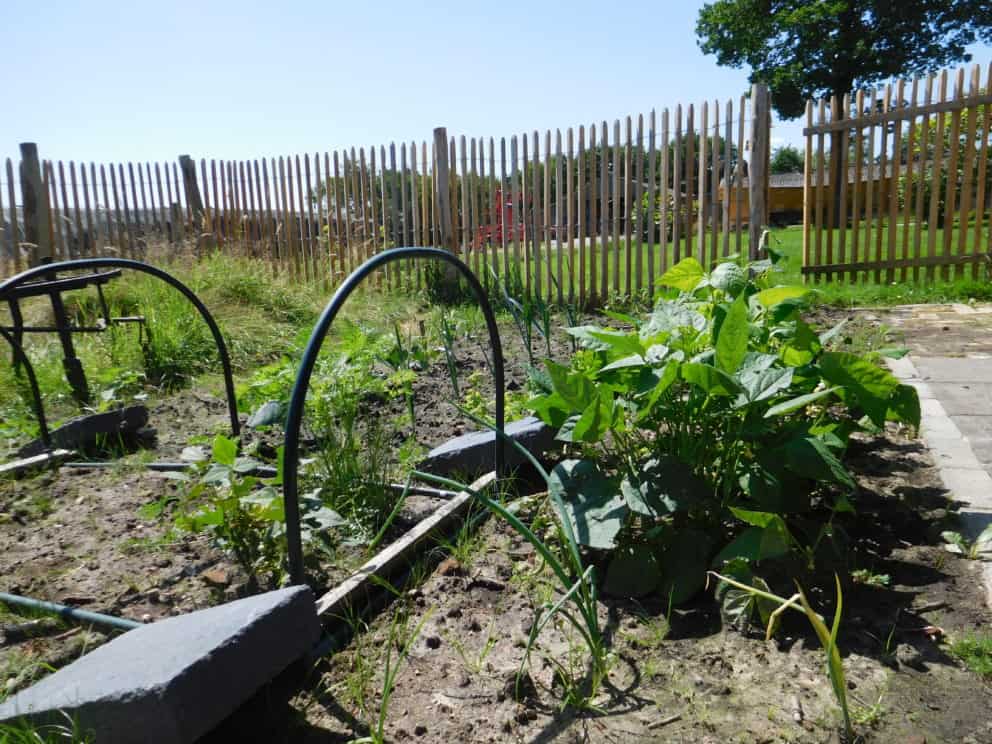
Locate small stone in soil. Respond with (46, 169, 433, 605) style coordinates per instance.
(200, 567, 230, 588)
(425, 635, 442, 650)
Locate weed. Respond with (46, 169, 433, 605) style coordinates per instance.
(948, 634, 992, 678)
(415, 426, 610, 711)
(941, 525, 992, 559)
(851, 569, 891, 587)
(348, 609, 433, 744)
(0, 714, 94, 743)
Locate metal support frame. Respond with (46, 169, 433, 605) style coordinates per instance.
(281, 247, 506, 586)
(0, 258, 241, 448)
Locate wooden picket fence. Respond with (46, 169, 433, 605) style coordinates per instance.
(803, 63, 992, 282)
(2, 87, 771, 305)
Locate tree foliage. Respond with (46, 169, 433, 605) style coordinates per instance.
(696, 0, 992, 119)
(771, 145, 804, 174)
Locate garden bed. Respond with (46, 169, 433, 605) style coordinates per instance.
(4, 253, 992, 744)
(286, 426, 992, 743)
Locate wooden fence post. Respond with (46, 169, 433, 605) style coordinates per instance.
(432, 126, 461, 294)
(179, 155, 204, 229)
(19, 143, 53, 265)
(748, 85, 770, 258)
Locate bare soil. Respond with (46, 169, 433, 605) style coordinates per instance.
(286, 426, 992, 744)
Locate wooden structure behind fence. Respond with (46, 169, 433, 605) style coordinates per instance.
(803, 63, 992, 282)
(2, 87, 770, 305)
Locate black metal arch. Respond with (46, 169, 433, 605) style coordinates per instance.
(282, 247, 505, 585)
(0, 258, 240, 445)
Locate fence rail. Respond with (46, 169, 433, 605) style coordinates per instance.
(802, 63, 992, 282)
(2, 87, 770, 305)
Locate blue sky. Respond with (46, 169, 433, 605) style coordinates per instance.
(2, 0, 991, 169)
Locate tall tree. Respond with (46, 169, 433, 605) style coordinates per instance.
(696, 0, 992, 120)
(696, 1, 992, 225)
(770, 145, 803, 174)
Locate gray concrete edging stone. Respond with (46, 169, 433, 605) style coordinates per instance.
(0, 586, 319, 743)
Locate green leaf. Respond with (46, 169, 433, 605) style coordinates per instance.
(755, 286, 810, 308)
(246, 400, 286, 429)
(659, 256, 705, 292)
(211, 435, 238, 467)
(818, 351, 900, 427)
(641, 303, 707, 337)
(710, 262, 747, 295)
(886, 384, 921, 430)
(548, 459, 627, 550)
(764, 387, 840, 417)
(681, 363, 741, 396)
(600, 354, 647, 372)
(564, 326, 614, 351)
(620, 456, 708, 517)
(571, 393, 612, 443)
(604, 544, 662, 598)
(780, 436, 856, 490)
(735, 366, 794, 406)
(545, 361, 596, 411)
(714, 516, 792, 565)
(635, 361, 680, 420)
(715, 295, 749, 374)
(529, 392, 572, 429)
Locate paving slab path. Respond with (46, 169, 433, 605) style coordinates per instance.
(873, 303, 992, 607)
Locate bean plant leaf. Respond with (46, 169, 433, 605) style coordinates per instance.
(247, 400, 286, 429)
(588, 329, 645, 358)
(714, 509, 793, 565)
(658, 256, 705, 292)
(571, 393, 612, 443)
(755, 286, 810, 308)
(710, 262, 747, 295)
(548, 459, 627, 550)
(735, 366, 794, 406)
(641, 304, 707, 337)
(211, 435, 238, 467)
(565, 326, 614, 351)
(818, 351, 900, 427)
(764, 387, 840, 418)
(780, 436, 856, 490)
(600, 354, 648, 372)
(620, 455, 707, 517)
(681, 362, 741, 396)
(886, 383, 921, 430)
(635, 361, 680, 420)
(545, 361, 596, 411)
(604, 544, 662, 598)
(715, 295, 749, 374)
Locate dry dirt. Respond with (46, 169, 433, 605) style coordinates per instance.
(283, 426, 992, 744)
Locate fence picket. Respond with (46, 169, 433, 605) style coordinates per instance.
(973, 64, 991, 267)
(959, 66, 979, 279)
(647, 113, 656, 291)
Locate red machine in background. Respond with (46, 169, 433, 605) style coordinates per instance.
(473, 187, 526, 249)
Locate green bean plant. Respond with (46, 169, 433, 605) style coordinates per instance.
(527, 254, 920, 604)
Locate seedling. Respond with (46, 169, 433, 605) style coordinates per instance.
(941, 524, 992, 559)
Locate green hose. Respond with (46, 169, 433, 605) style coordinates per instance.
(0, 592, 142, 632)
